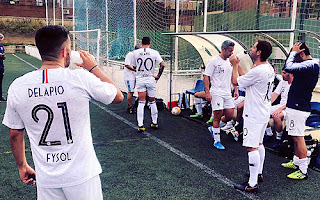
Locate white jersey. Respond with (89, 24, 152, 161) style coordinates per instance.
(274, 79, 291, 106)
(2, 68, 117, 188)
(204, 55, 233, 97)
(238, 63, 275, 123)
(133, 47, 163, 80)
(124, 51, 136, 80)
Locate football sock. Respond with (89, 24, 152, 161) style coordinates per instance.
(258, 144, 265, 174)
(265, 127, 273, 136)
(248, 151, 260, 187)
(137, 101, 145, 126)
(195, 98, 203, 115)
(212, 127, 220, 143)
(299, 157, 308, 174)
(149, 101, 158, 124)
(293, 155, 300, 166)
(276, 131, 282, 140)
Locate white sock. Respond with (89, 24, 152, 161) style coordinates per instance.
(212, 127, 220, 143)
(149, 101, 158, 124)
(248, 151, 260, 187)
(265, 127, 273, 136)
(137, 101, 145, 126)
(293, 155, 300, 166)
(195, 98, 203, 115)
(258, 145, 265, 174)
(235, 121, 239, 127)
(276, 131, 282, 140)
(299, 157, 308, 174)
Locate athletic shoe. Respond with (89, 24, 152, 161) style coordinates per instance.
(208, 126, 214, 138)
(137, 126, 145, 133)
(213, 141, 225, 150)
(206, 118, 213, 124)
(150, 123, 158, 129)
(234, 182, 258, 193)
(190, 113, 203, 118)
(245, 172, 264, 183)
(228, 127, 239, 141)
(221, 122, 234, 131)
(127, 107, 135, 114)
(287, 170, 308, 180)
(272, 139, 281, 148)
(281, 160, 298, 170)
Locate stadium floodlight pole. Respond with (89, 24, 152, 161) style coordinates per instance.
(53, 0, 56, 25)
(133, 0, 137, 46)
(45, 0, 49, 25)
(174, 0, 179, 72)
(290, 0, 298, 48)
(61, 0, 64, 26)
(203, 0, 207, 32)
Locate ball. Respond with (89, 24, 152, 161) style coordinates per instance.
(69, 50, 83, 70)
(171, 107, 181, 115)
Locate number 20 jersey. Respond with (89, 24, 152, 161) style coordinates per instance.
(2, 68, 117, 188)
(133, 47, 163, 79)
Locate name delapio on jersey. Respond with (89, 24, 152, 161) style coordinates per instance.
(28, 85, 64, 98)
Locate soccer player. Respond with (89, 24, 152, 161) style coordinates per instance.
(0, 33, 6, 101)
(124, 44, 141, 113)
(265, 69, 293, 148)
(281, 42, 319, 180)
(231, 40, 274, 193)
(2, 25, 123, 199)
(133, 36, 165, 132)
(205, 40, 238, 150)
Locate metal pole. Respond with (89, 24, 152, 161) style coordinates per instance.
(290, 0, 298, 48)
(61, 0, 64, 26)
(53, 0, 56, 25)
(174, 0, 179, 72)
(106, 0, 109, 63)
(203, 0, 207, 32)
(298, 0, 306, 42)
(72, 0, 75, 31)
(97, 29, 101, 65)
(45, 0, 49, 25)
(133, 0, 137, 46)
(169, 36, 173, 110)
(256, 0, 261, 30)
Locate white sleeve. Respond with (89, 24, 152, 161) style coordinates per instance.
(203, 59, 214, 77)
(124, 52, 133, 66)
(78, 70, 117, 105)
(273, 80, 284, 95)
(2, 83, 25, 129)
(237, 68, 259, 88)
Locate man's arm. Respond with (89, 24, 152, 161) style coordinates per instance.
(124, 64, 136, 72)
(10, 128, 36, 185)
(154, 61, 165, 80)
(78, 50, 124, 104)
(270, 92, 279, 104)
(203, 75, 212, 102)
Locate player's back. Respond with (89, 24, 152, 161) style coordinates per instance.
(133, 47, 162, 79)
(4, 68, 116, 188)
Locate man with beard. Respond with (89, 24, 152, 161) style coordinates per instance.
(2, 25, 123, 199)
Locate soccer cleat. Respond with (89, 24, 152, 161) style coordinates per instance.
(234, 182, 258, 193)
(272, 139, 281, 148)
(190, 113, 203, 118)
(137, 126, 145, 132)
(221, 122, 234, 131)
(228, 127, 239, 141)
(287, 170, 308, 180)
(206, 118, 213, 124)
(213, 141, 225, 150)
(281, 160, 298, 170)
(245, 172, 264, 183)
(150, 123, 158, 129)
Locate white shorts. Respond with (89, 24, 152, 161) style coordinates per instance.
(211, 95, 235, 111)
(136, 77, 156, 97)
(37, 175, 103, 200)
(243, 121, 267, 148)
(234, 96, 245, 109)
(270, 104, 287, 119)
(125, 79, 135, 93)
(286, 108, 310, 137)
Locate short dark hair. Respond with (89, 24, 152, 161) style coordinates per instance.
(256, 40, 272, 62)
(300, 42, 310, 55)
(142, 37, 151, 45)
(221, 40, 235, 50)
(35, 25, 70, 61)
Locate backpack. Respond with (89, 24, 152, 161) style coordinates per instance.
(278, 127, 294, 159)
(155, 98, 166, 111)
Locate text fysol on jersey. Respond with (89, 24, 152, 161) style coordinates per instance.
(28, 85, 64, 97)
(47, 152, 71, 163)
